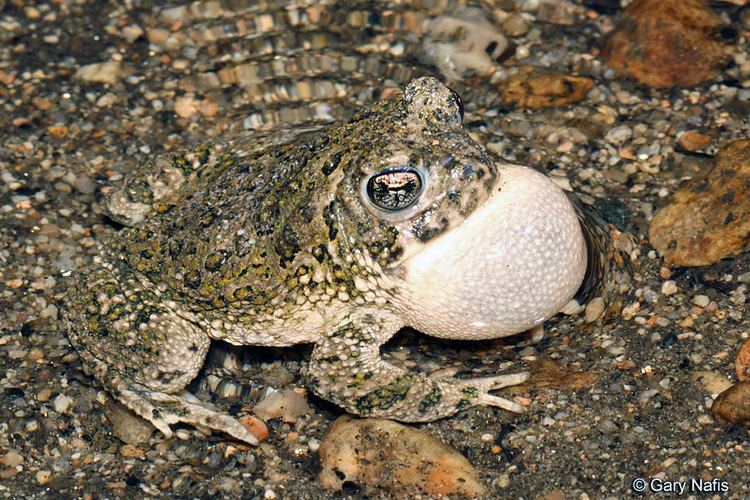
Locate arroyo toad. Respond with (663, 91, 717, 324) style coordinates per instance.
(63, 78, 587, 445)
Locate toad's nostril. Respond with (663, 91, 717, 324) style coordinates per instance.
(448, 87, 465, 121)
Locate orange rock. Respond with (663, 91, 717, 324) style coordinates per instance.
(498, 67, 594, 110)
(649, 139, 750, 267)
(119, 444, 146, 458)
(736, 339, 750, 382)
(618, 359, 637, 370)
(239, 416, 269, 442)
(174, 95, 200, 118)
(601, 0, 729, 88)
(677, 130, 712, 152)
(32, 97, 53, 110)
(47, 126, 69, 138)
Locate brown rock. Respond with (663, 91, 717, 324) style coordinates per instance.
(76, 61, 132, 85)
(537, 0, 577, 25)
(712, 382, 750, 426)
(498, 67, 595, 110)
(318, 416, 486, 498)
(119, 444, 147, 458)
(736, 339, 750, 382)
(649, 140, 750, 267)
(512, 359, 596, 391)
(677, 130, 712, 152)
(545, 490, 567, 500)
(501, 13, 529, 37)
(103, 399, 155, 445)
(601, 0, 729, 88)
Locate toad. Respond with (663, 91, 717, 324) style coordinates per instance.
(63, 78, 588, 445)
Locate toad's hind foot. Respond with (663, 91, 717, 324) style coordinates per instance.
(63, 263, 259, 445)
(308, 318, 530, 422)
(118, 385, 260, 446)
(463, 372, 530, 413)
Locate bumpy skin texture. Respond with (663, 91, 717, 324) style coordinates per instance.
(63, 78, 586, 445)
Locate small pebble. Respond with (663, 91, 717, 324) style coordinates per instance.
(104, 400, 155, 445)
(308, 438, 321, 452)
(35, 470, 52, 485)
(253, 389, 312, 423)
(677, 130, 711, 151)
(76, 62, 130, 85)
(502, 14, 530, 36)
(621, 301, 640, 320)
(537, 0, 577, 25)
(240, 416, 270, 442)
(661, 280, 678, 295)
(53, 394, 73, 414)
(3, 451, 24, 468)
(692, 371, 733, 395)
(122, 24, 144, 43)
(693, 295, 710, 308)
(36, 388, 53, 402)
(605, 125, 632, 145)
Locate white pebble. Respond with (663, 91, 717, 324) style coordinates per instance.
(53, 394, 73, 414)
(605, 125, 632, 145)
(692, 295, 710, 308)
(307, 438, 321, 452)
(661, 280, 678, 296)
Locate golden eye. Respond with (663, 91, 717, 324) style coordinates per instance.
(366, 167, 423, 211)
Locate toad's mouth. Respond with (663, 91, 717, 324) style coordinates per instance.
(394, 164, 588, 341)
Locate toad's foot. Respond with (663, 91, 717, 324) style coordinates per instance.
(308, 316, 529, 422)
(63, 263, 259, 445)
(460, 372, 530, 413)
(118, 385, 260, 446)
(76, 346, 261, 446)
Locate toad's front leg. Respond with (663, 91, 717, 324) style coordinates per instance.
(307, 312, 529, 422)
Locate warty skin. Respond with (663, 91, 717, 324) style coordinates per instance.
(63, 77, 589, 445)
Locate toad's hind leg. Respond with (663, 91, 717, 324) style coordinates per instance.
(307, 314, 529, 422)
(64, 263, 259, 445)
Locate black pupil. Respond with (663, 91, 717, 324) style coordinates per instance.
(366, 168, 422, 211)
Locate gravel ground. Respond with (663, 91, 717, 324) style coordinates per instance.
(1, 0, 748, 498)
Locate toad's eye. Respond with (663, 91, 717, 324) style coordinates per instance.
(366, 167, 424, 211)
